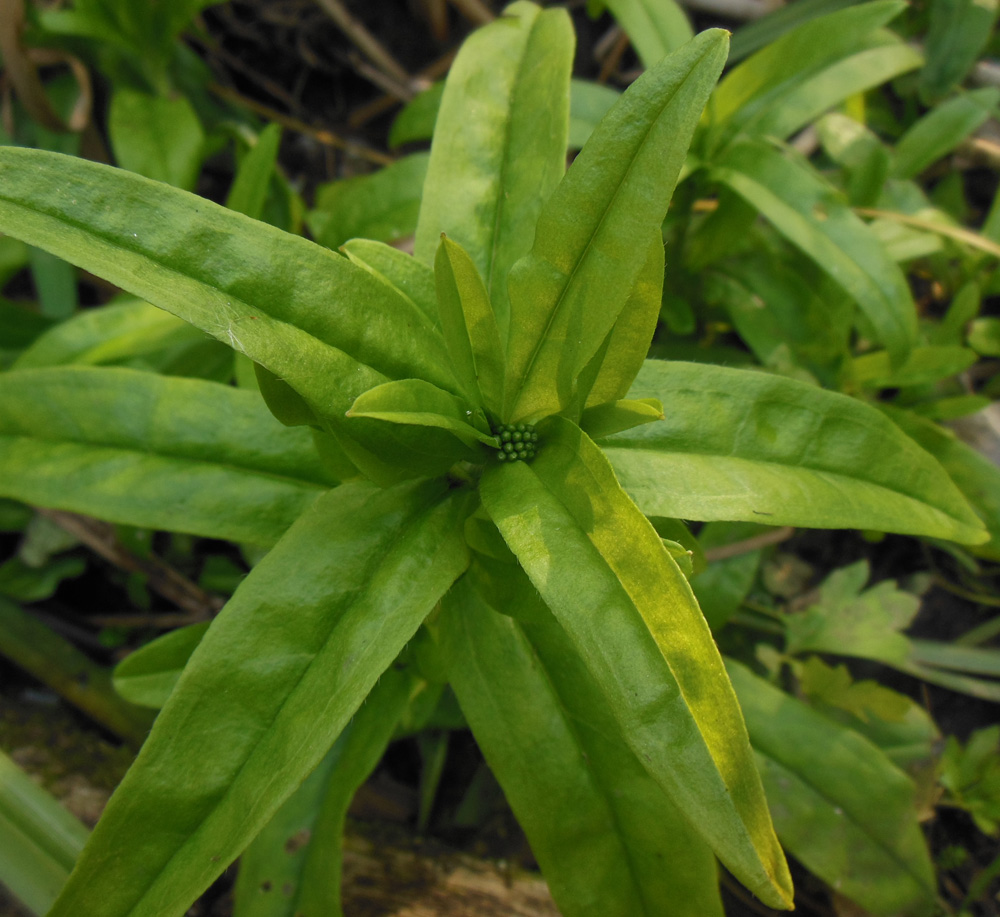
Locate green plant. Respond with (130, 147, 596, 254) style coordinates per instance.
(0, 3, 992, 915)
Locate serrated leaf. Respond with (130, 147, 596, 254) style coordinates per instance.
(48, 480, 471, 917)
(0, 367, 334, 545)
(601, 360, 987, 544)
(504, 30, 728, 421)
(480, 416, 793, 909)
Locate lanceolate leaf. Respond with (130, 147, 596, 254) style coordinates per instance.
(48, 479, 471, 917)
(414, 2, 574, 341)
(0, 147, 458, 427)
(233, 667, 414, 917)
(340, 239, 439, 327)
(710, 139, 917, 365)
(480, 417, 793, 909)
(504, 30, 729, 422)
(441, 576, 724, 917)
(603, 0, 694, 66)
(728, 661, 938, 917)
(347, 378, 496, 450)
(602, 360, 987, 543)
(434, 236, 506, 415)
(708, 1, 907, 146)
(0, 367, 334, 545)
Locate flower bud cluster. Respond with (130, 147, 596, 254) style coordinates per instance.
(494, 423, 538, 462)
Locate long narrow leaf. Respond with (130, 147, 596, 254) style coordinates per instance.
(710, 139, 917, 364)
(0, 367, 334, 545)
(442, 575, 724, 917)
(414, 2, 574, 341)
(48, 480, 471, 917)
(728, 661, 937, 917)
(504, 30, 728, 421)
(0, 147, 458, 426)
(480, 417, 793, 909)
(602, 361, 986, 543)
(233, 667, 414, 917)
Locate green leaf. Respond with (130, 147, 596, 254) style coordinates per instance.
(226, 124, 282, 221)
(731, 34, 921, 144)
(603, 0, 693, 66)
(13, 298, 202, 370)
(568, 79, 620, 149)
(919, 0, 1000, 101)
(0, 147, 458, 430)
(388, 81, 444, 148)
(415, 2, 574, 342)
(505, 30, 728, 422)
(708, 1, 907, 146)
(48, 479, 471, 917)
(850, 345, 977, 389)
(113, 623, 211, 709)
(709, 139, 917, 365)
(579, 398, 664, 440)
(0, 367, 334, 545)
(347, 378, 496, 450)
(784, 561, 917, 664)
(310, 153, 428, 251)
(692, 521, 767, 630)
(340, 239, 439, 327)
(480, 416, 793, 909)
(601, 360, 988, 544)
(233, 666, 414, 917)
(727, 0, 862, 63)
(893, 88, 1000, 180)
(441, 577, 724, 917)
(433, 236, 506, 414)
(727, 660, 938, 917)
(882, 405, 1000, 559)
(582, 230, 666, 410)
(0, 749, 89, 916)
(968, 317, 1000, 356)
(109, 89, 205, 191)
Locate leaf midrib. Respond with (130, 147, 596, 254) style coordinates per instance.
(509, 44, 714, 418)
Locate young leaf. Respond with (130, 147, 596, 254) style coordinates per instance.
(340, 238, 439, 327)
(728, 661, 938, 917)
(226, 123, 282, 221)
(504, 30, 729, 422)
(434, 236, 506, 414)
(0, 147, 458, 428)
(708, 1, 907, 146)
(233, 666, 414, 917)
(48, 479, 471, 917)
(891, 87, 1000, 180)
(883, 405, 1000, 559)
(415, 2, 574, 341)
(0, 367, 333, 545)
(480, 416, 793, 909)
(441, 577, 724, 917)
(310, 153, 428, 251)
(602, 0, 694, 66)
(109, 88, 205, 191)
(602, 360, 987, 544)
(579, 398, 664, 440)
(581, 230, 665, 409)
(347, 378, 496, 450)
(710, 139, 917, 365)
(0, 749, 89, 916)
(113, 623, 212, 709)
